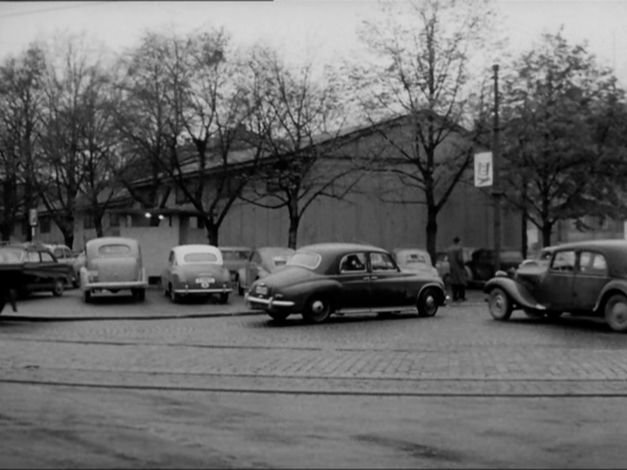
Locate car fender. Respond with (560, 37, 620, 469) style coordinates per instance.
(417, 282, 447, 304)
(594, 280, 627, 313)
(483, 276, 546, 311)
(282, 278, 343, 309)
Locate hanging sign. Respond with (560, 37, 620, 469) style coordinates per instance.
(474, 152, 493, 187)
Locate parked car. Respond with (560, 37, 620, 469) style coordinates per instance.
(0, 243, 73, 298)
(466, 248, 523, 285)
(484, 239, 627, 332)
(44, 243, 79, 287)
(161, 244, 232, 303)
(219, 246, 252, 287)
(80, 236, 148, 302)
(246, 242, 447, 324)
(393, 248, 439, 278)
(237, 246, 295, 296)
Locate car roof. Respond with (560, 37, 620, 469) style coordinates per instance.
(173, 244, 223, 261)
(549, 239, 627, 253)
(219, 246, 251, 251)
(298, 242, 388, 256)
(85, 237, 139, 250)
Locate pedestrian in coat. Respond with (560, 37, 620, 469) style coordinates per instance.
(447, 236, 467, 302)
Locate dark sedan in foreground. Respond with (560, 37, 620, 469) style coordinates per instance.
(246, 242, 447, 324)
(484, 239, 627, 332)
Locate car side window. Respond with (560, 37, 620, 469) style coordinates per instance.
(370, 252, 398, 272)
(578, 251, 608, 275)
(252, 252, 261, 264)
(168, 251, 175, 265)
(40, 252, 54, 262)
(339, 253, 367, 273)
(551, 250, 576, 272)
(26, 251, 40, 262)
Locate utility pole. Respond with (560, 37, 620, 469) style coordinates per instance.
(492, 64, 502, 271)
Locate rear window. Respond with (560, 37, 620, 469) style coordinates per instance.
(401, 252, 430, 265)
(184, 252, 219, 263)
(287, 251, 322, 270)
(98, 244, 132, 257)
(0, 248, 24, 263)
(222, 250, 250, 261)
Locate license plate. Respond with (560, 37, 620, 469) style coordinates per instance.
(196, 277, 214, 285)
(256, 286, 268, 295)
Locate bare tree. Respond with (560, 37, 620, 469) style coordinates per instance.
(241, 47, 359, 249)
(0, 45, 46, 241)
(500, 30, 627, 246)
(346, 0, 498, 261)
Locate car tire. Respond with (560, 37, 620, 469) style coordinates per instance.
(268, 311, 290, 322)
(52, 278, 64, 297)
(604, 294, 627, 332)
(168, 285, 179, 303)
(546, 310, 563, 321)
(417, 288, 439, 317)
(488, 287, 512, 321)
(83, 290, 92, 303)
(302, 296, 332, 324)
(133, 288, 145, 302)
(219, 293, 229, 304)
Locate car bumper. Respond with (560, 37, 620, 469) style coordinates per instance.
(174, 287, 232, 295)
(83, 280, 148, 290)
(246, 294, 295, 310)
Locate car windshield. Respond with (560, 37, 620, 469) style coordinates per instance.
(399, 252, 430, 265)
(184, 252, 219, 263)
(287, 251, 322, 270)
(98, 244, 132, 257)
(0, 248, 24, 263)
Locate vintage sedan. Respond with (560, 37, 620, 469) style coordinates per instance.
(0, 243, 73, 298)
(237, 246, 295, 295)
(161, 244, 232, 303)
(246, 242, 447, 324)
(219, 246, 252, 288)
(484, 239, 627, 332)
(80, 236, 148, 302)
(393, 248, 439, 278)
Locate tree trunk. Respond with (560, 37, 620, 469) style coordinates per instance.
(288, 216, 299, 249)
(541, 221, 552, 247)
(426, 207, 438, 266)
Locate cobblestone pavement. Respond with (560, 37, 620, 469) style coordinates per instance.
(2, 287, 627, 397)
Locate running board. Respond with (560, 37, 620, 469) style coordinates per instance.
(333, 306, 416, 316)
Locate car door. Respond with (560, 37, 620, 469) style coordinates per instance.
(536, 249, 577, 310)
(368, 251, 406, 307)
(335, 252, 372, 309)
(22, 250, 43, 289)
(571, 250, 610, 311)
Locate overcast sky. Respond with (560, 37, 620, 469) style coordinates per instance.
(0, 0, 626, 85)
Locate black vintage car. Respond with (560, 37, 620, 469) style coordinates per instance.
(246, 242, 448, 324)
(0, 244, 74, 299)
(484, 239, 627, 332)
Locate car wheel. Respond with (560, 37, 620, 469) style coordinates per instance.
(133, 288, 145, 302)
(168, 284, 179, 303)
(604, 294, 627, 332)
(302, 296, 332, 324)
(546, 310, 563, 321)
(83, 290, 92, 303)
(488, 287, 512, 321)
(219, 292, 229, 304)
(417, 288, 439, 317)
(268, 311, 290, 322)
(52, 278, 64, 297)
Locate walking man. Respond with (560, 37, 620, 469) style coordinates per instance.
(447, 236, 467, 302)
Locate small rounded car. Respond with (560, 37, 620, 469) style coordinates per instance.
(237, 246, 295, 296)
(393, 248, 439, 278)
(484, 239, 627, 332)
(80, 236, 148, 302)
(246, 242, 447, 324)
(161, 244, 232, 304)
